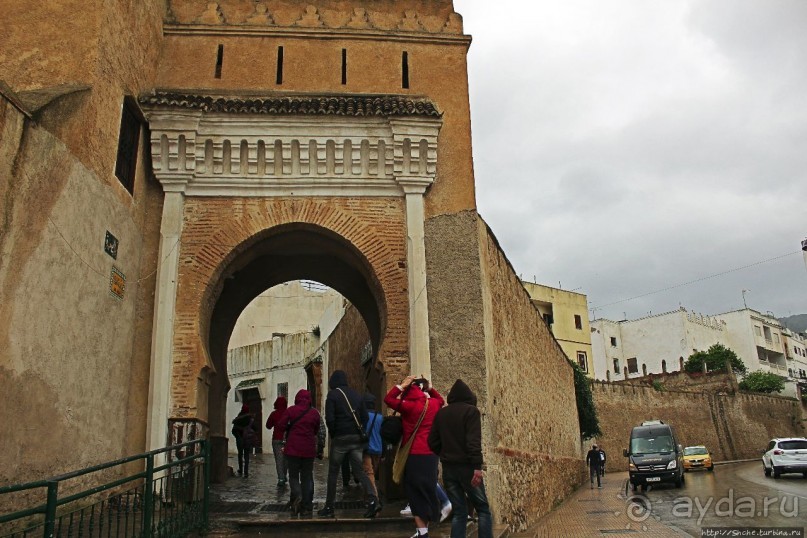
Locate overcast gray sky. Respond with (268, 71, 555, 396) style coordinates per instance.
(456, 0, 807, 322)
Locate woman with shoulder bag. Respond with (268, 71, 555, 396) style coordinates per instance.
(384, 375, 444, 538)
(282, 389, 321, 517)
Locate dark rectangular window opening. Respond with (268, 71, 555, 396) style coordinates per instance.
(577, 352, 588, 372)
(114, 96, 141, 195)
(574, 314, 583, 330)
(341, 48, 347, 85)
(276, 46, 284, 85)
(610, 337, 618, 347)
(627, 357, 639, 374)
(402, 51, 409, 89)
(277, 382, 288, 399)
(215, 44, 224, 79)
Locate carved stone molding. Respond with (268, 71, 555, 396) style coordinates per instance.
(165, 1, 464, 35)
(140, 92, 442, 197)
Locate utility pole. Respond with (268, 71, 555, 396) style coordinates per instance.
(802, 237, 807, 274)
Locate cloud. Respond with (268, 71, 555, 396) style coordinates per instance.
(458, 0, 807, 321)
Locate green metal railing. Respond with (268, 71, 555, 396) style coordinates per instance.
(0, 440, 209, 537)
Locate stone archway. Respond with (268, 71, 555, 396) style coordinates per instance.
(140, 93, 443, 464)
(205, 224, 388, 478)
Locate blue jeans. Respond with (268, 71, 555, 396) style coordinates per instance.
(442, 463, 492, 538)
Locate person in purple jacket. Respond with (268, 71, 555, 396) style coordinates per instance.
(282, 389, 323, 517)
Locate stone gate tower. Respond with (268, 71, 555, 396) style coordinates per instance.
(1, 0, 584, 530)
(142, 0, 476, 478)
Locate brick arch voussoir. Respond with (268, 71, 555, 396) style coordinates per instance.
(175, 197, 409, 397)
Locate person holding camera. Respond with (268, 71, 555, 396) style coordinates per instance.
(384, 375, 444, 538)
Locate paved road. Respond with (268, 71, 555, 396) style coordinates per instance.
(626, 462, 807, 536)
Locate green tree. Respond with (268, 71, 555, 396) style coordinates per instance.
(738, 371, 785, 394)
(569, 359, 601, 440)
(683, 343, 747, 374)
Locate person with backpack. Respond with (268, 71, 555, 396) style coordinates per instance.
(362, 393, 383, 505)
(282, 389, 322, 517)
(231, 404, 256, 478)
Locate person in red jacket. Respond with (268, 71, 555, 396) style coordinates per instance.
(384, 375, 444, 538)
(265, 395, 288, 487)
(283, 389, 323, 516)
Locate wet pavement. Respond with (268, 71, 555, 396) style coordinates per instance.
(512, 461, 806, 537)
(625, 461, 807, 536)
(202, 452, 497, 537)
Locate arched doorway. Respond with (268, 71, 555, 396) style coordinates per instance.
(205, 224, 387, 480)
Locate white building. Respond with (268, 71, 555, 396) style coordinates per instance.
(225, 281, 345, 454)
(591, 307, 807, 398)
(591, 308, 727, 381)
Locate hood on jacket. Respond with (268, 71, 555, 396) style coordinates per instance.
(328, 370, 348, 390)
(273, 396, 288, 410)
(294, 389, 312, 407)
(363, 393, 376, 409)
(402, 384, 426, 401)
(447, 379, 477, 406)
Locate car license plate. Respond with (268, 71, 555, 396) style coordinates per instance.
(692, 462, 702, 466)
(646, 477, 661, 482)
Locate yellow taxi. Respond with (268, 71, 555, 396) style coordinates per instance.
(682, 445, 714, 471)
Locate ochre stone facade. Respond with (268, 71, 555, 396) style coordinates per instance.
(2, 1, 587, 530)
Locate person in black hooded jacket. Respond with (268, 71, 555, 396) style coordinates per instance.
(318, 369, 378, 518)
(427, 379, 492, 538)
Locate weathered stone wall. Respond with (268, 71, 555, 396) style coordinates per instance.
(0, 1, 164, 184)
(613, 368, 739, 394)
(326, 302, 372, 395)
(425, 210, 487, 403)
(593, 382, 806, 472)
(0, 91, 162, 486)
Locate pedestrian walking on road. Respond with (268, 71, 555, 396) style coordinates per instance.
(586, 444, 603, 488)
(427, 379, 492, 538)
(265, 395, 289, 487)
(598, 447, 607, 477)
(231, 404, 256, 478)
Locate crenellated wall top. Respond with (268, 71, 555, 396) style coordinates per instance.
(166, 0, 464, 36)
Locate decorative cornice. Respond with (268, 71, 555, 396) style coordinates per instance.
(165, 2, 465, 36)
(139, 94, 442, 198)
(139, 92, 441, 118)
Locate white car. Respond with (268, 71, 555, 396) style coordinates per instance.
(762, 437, 807, 478)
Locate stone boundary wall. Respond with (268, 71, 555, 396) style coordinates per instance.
(476, 216, 585, 532)
(614, 368, 738, 394)
(593, 381, 806, 472)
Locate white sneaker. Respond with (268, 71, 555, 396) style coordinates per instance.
(440, 501, 452, 522)
(400, 504, 413, 517)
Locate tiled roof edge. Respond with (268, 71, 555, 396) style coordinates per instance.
(139, 91, 441, 117)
